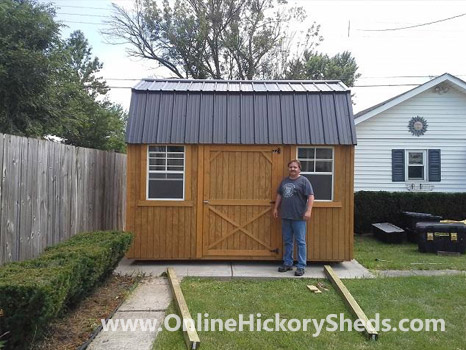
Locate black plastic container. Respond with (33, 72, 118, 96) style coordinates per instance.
(372, 223, 405, 244)
(402, 211, 443, 243)
(416, 222, 466, 253)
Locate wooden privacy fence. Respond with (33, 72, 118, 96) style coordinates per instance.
(0, 133, 126, 265)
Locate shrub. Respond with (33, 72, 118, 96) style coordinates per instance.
(354, 191, 466, 233)
(0, 231, 132, 349)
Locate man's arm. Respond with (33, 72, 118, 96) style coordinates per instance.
(273, 194, 282, 219)
(303, 194, 314, 221)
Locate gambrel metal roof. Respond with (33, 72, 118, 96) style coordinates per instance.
(126, 79, 357, 145)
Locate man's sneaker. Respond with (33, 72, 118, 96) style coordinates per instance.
(294, 268, 305, 276)
(278, 265, 293, 272)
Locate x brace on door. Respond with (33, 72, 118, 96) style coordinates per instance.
(207, 206, 273, 250)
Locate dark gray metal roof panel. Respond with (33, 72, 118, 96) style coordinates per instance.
(170, 93, 187, 143)
(267, 95, 282, 144)
(184, 94, 201, 143)
(346, 94, 358, 143)
(334, 94, 351, 145)
(306, 95, 325, 144)
(240, 94, 255, 144)
(127, 79, 356, 145)
(126, 92, 146, 143)
(280, 94, 296, 144)
(293, 94, 310, 144)
(213, 94, 227, 143)
(227, 94, 240, 143)
(321, 94, 339, 144)
(254, 94, 268, 144)
(141, 94, 160, 143)
(199, 94, 214, 143)
(155, 94, 174, 142)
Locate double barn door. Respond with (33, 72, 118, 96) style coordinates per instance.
(201, 146, 283, 258)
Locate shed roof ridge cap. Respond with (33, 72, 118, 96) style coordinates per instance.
(138, 78, 344, 84)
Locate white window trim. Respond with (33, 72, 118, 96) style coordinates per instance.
(296, 146, 334, 202)
(146, 145, 186, 201)
(405, 149, 427, 182)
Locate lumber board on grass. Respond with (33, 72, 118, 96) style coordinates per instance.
(324, 265, 378, 340)
(307, 285, 322, 293)
(167, 267, 201, 350)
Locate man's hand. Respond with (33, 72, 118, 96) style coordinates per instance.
(303, 210, 312, 221)
(273, 208, 279, 219)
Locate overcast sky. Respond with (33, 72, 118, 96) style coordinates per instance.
(42, 0, 466, 113)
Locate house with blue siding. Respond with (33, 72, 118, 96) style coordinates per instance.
(354, 73, 466, 192)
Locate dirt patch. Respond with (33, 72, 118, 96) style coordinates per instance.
(31, 274, 138, 350)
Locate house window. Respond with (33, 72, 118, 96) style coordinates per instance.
(297, 147, 333, 201)
(406, 150, 426, 180)
(147, 146, 185, 200)
(392, 149, 441, 182)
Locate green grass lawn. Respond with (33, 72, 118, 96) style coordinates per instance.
(354, 235, 466, 271)
(154, 276, 466, 350)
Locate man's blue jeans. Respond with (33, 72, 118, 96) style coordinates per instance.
(282, 219, 307, 269)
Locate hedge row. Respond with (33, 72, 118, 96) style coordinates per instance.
(0, 231, 133, 350)
(354, 191, 466, 233)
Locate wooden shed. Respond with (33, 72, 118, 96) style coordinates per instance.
(125, 79, 357, 262)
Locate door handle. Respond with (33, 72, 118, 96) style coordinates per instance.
(203, 200, 209, 204)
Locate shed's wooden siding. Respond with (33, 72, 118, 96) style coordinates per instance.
(355, 86, 466, 192)
(126, 144, 354, 261)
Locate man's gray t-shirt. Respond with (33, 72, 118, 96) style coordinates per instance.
(277, 176, 314, 220)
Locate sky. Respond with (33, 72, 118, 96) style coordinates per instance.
(40, 0, 466, 114)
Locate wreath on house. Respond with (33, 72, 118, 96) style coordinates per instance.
(408, 116, 428, 137)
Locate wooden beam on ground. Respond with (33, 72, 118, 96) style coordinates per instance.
(307, 285, 322, 293)
(324, 265, 378, 341)
(167, 268, 201, 349)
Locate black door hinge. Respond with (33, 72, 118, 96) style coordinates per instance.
(272, 148, 281, 154)
(270, 248, 279, 254)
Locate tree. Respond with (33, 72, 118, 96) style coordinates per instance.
(54, 30, 126, 152)
(285, 50, 361, 87)
(103, 0, 322, 80)
(0, 0, 61, 136)
(0, 1, 126, 152)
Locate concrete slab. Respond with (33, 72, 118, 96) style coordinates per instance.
(115, 258, 373, 279)
(231, 260, 374, 279)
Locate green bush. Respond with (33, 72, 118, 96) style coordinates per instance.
(0, 231, 132, 349)
(354, 191, 466, 233)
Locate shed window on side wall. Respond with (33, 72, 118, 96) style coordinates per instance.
(297, 147, 334, 201)
(147, 146, 185, 200)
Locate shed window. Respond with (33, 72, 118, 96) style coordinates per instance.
(297, 147, 333, 201)
(147, 146, 185, 200)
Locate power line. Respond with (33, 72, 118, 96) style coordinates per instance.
(359, 12, 466, 32)
(55, 5, 111, 11)
(59, 20, 102, 25)
(58, 12, 109, 19)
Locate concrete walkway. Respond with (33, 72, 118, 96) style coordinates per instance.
(116, 258, 374, 279)
(88, 277, 171, 350)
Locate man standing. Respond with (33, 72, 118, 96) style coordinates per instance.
(273, 160, 314, 276)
